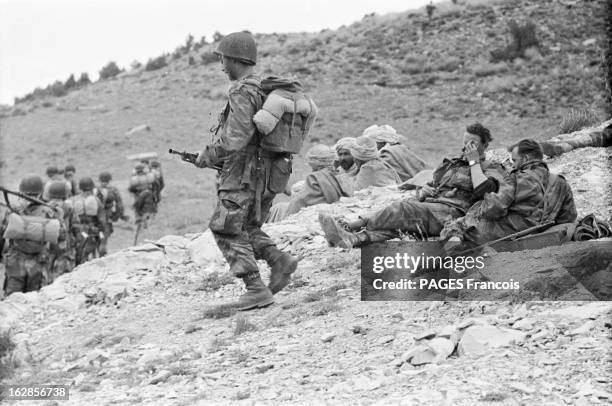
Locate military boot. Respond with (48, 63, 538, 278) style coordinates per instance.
(318, 213, 367, 248)
(235, 273, 274, 311)
(265, 247, 299, 295)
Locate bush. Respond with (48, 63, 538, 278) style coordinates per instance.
(48, 81, 67, 97)
(188, 56, 196, 66)
(77, 72, 91, 86)
(213, 31, 224, 43)
(99, 61, 121, 80)
(558, 108, 601, 134)
(64, 74, 77, 90)
(490, 20, 539, 62)
(145, 56, 167, 71)
(234, 316, 257, 336)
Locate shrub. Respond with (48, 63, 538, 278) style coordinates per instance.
(490, 20, 539, 62)
(558, 108, 600, 134)
(48, 81, 67, 97)
(64, 74, 77, 90)
(184, 34, 194, 52)
(77, 72, 91, 86)
(213, 31, 224, 43)
(99, 61, 121, 80)
(188, 56, 196, 66)
(234, 316, 257, 336)
(145, 56, 167, 71)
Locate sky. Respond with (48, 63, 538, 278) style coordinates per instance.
(0, 0, 431, 105)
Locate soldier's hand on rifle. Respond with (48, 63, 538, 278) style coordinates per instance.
(195, 148, 213, 168)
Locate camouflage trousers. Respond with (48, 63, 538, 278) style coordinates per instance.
(360, 200, 463, 242)
(3, 249, 49, 296)
(209, 188, 279, 278)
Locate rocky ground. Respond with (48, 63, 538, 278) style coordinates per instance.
(1, 143, 610, 405)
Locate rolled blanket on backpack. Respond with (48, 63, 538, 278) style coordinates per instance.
(254, 89, 317, 135)
(3, 213, 61, 243)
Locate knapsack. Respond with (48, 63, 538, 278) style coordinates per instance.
(249, 76, 318, 154)
(73, 194, 99, 217)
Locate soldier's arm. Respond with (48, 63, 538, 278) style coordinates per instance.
(207, 88, 258, 161)
(478, 173, 516, 220)
(97, 199, 107, 229)
(113, 188, 126, 216)
(555, 178, 578, 224)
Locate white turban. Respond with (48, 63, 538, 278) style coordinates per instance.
(306, 144, 335, 169)
(334, 137, 357, 154)
(362, 124, 402, 145)
(349, 135, 379, 161)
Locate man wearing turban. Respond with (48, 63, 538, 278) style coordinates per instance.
(364, 124, 430, 182)
(334, 137, 359, 176)
(348, 135, 401, 190)
(267, 144, 354, 222)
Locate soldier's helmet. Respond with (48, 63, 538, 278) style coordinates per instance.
(65, 164, 76, 174)
(134, 163, 145, 173)
(214, 32, 257, 65)
(78, 177, 95, 192)
(150, 160, 161, 168)
(99, 171, 112, 183)
(19, 174, 44, 196)
(46, 166, 59, 177)
(48, 181, 68, 200)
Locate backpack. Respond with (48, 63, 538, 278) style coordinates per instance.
(4, 204, 60, 254)
(249, 76, 318, 154)
(73, 194, 99, 217)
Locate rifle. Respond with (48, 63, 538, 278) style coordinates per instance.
(168, 149, 222, 171)
(455, 220, 556, 256)
(0, 186, 54, 211)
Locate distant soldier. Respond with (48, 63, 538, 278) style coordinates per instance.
(42, 166, 61, 201)
(64, 164, 78, 196)
(1, 175, 63, 295)
(128, 163, 157, 243)
(46, 181, 80, 281)
(72, 177, 106, 264)
(150, 160, 165, 203)
(426, 1, 436, 20)
(95, 171, 127, 256)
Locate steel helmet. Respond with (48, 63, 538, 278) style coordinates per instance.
(78, 177, 95, 192)
(19, 174, 44, 196)
(65, 164, 76, 174)
(48, 181, 68, 199)
(46, 166, 58, 177)
(150, 160, 161, 168)
(99, 171, 112, 183)
(214, 32, 257, 65)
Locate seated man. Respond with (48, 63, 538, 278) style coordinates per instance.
(441, 139, 577, 247)
(319, 123, 507, 248)
(348, 135, 401, 190)
(334, 137, 359, 176)
(267, 144, 354, 222)
(364, 124, 430, 182)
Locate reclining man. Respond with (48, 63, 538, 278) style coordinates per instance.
(319, 123, 507, 248)
(267, 144, 354, 222)
(364, 124, 430, 182)
(441, 138, 577, 248)
(346, 135, 401, 190)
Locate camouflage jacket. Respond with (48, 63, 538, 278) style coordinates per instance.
(478, 160, 577, 224)
(95, 186, 125, 221)
(208, 74, 266, 191)
(425, 157, 507, 213)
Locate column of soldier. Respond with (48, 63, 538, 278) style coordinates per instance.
(1, 159, 164, 298)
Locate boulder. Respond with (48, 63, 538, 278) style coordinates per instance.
(187, 230, 224, 267)
(457, 325, 526, 356)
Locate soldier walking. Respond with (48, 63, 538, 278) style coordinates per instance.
(46, 181, 80, 281)
(73, 177, 106, 264)
(1, 175, 62, 295)
(95, 171, 127, 256)
(195, 31, 298, 311)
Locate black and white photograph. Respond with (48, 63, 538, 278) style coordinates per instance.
(0, 0, 611, 404)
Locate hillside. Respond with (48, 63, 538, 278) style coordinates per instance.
(0, 139, 611, 404)
(0, 0, 609, 252)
